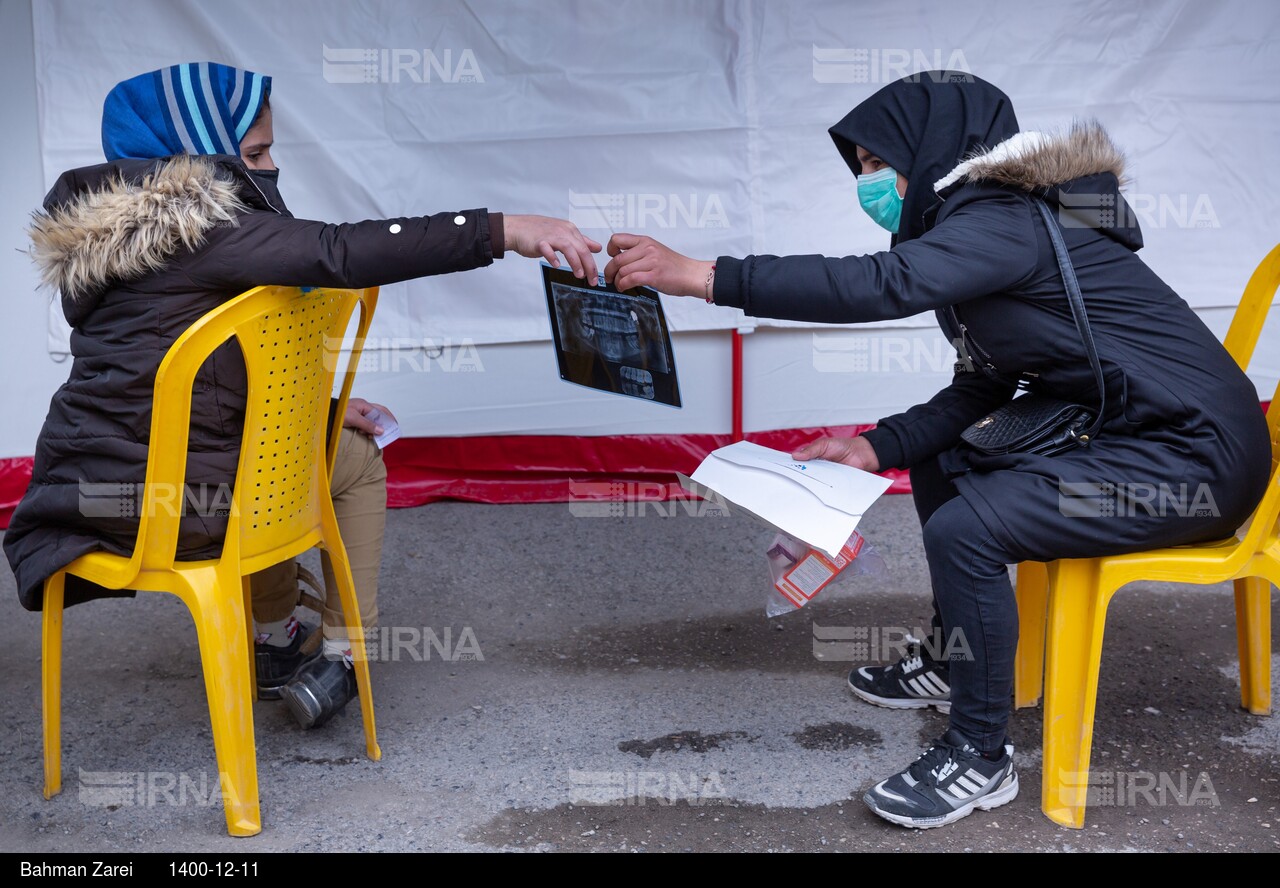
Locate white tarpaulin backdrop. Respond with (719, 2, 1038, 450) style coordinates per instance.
(1, 0, 1275, 456)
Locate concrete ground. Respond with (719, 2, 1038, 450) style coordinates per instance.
(1, 494, 1276, 852)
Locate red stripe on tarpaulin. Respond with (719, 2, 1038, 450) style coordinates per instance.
(0, 430, 908, 529)
(5, 401, 1271, 526)
(382, 426, 912, 507)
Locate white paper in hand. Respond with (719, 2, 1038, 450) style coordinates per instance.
(683, 441, 891, 557)
(363, 407, 402, 450)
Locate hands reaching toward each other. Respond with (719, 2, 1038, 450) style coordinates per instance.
(604, 233, 715, 298)
(791, 435, 881, 472)
(344, 397, 396, 438)
(502, 224, 714, 300)
(504, 214, 603, 283)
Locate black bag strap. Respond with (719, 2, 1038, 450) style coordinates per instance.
(1032, 197, 1107, 444)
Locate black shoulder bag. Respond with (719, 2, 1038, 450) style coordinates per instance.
(959, 198, 1106, 457)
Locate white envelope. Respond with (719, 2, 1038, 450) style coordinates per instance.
(363, 406, 402, 450)
(678, 440, 892, 557)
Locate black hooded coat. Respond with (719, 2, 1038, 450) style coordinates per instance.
(713, 73, 1270, 563)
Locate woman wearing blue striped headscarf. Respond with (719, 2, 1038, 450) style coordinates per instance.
(102, 62, 271, 161)
(7, 60, 601, 730)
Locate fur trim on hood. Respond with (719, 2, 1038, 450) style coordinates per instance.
(29, 155, 246, 304)
(933, 120, 1126, 194)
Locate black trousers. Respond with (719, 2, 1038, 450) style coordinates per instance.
(910, 458, 1019, 754)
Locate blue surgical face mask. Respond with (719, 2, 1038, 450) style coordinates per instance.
(857, 166, 904, 233)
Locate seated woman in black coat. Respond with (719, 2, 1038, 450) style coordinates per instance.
(604, 72, 1271, 829)
(4, 61, 602, 729)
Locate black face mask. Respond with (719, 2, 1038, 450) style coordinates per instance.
(246, 167, 292, 217)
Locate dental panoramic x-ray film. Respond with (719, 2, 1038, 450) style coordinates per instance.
(542, 265, 681, 408)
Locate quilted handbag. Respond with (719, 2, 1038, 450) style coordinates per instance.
(960, 198, 1106, 458)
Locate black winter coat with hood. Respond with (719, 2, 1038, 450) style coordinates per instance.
(712, 75, 1270, 563)
(5, 154, 502, 610)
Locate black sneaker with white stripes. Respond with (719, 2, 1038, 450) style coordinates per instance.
(863, 728, 1018, 828)
(847, 635, 951, 713)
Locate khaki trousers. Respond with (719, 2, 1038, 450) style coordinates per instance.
(250, 427, 387, 639)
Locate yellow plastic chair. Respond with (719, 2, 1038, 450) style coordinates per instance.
(1032, 387, 1279, 828)
(1011, 244, 1280, 828)
(41, 285, 382, 837)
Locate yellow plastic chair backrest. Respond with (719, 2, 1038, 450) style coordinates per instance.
(1222, 243, 1280, 371)
(1245, 375, 1280, 554)
(103, 285, 377, 586)
(1219, 244, 1280, 570)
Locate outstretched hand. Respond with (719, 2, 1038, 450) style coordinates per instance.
(504, 214, 603, 283)
(604, 233, 714, 298)
(791, 435, 881, 472)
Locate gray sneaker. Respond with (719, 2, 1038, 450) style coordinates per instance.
(254, 621, 320, 700)
(864, 729, 1018, 829)
(280, 656, 358, 729)
(847, 635, 951, 714)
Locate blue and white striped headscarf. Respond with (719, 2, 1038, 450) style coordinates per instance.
(101, 62, 271, 161)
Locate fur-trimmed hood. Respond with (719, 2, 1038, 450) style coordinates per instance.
(28, 155, 268, 320)
(933, 120, 1141, 250)
(934, 120, 1126, 194)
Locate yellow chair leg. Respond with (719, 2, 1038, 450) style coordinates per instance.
(1234, 576, 1272, 715)
(1014, 561, 1049, 709)
(42, 573, 66, 800)
(243, 577, 258, 701)
(1041, 559, 1111, 829)
(177, 567, 262, 837)
(322, 519, 381, 762)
